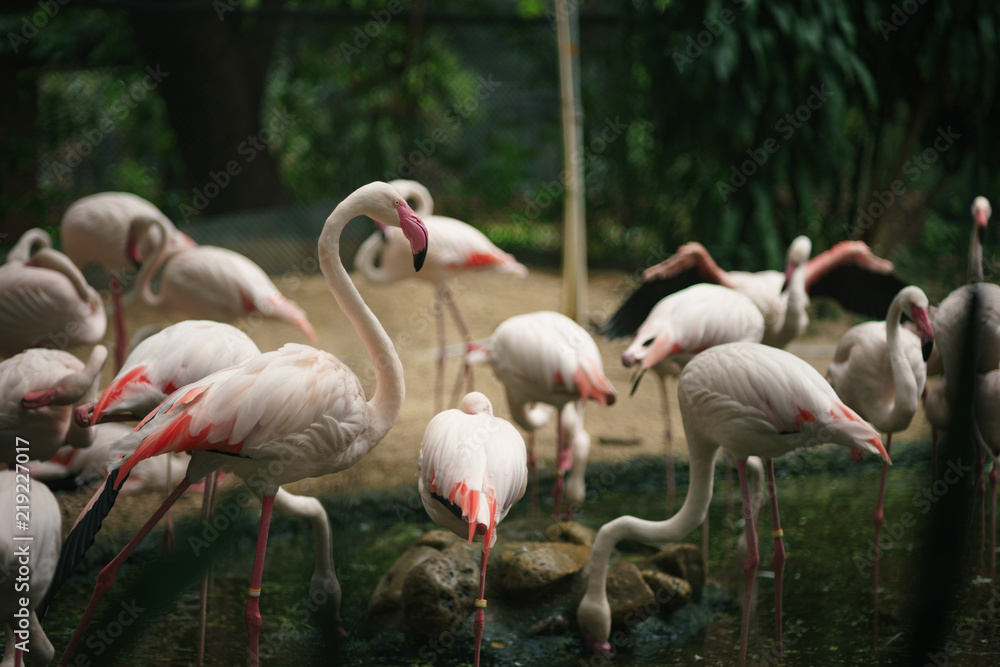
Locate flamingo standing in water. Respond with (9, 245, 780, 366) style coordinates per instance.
(354, 179, 527, 412)
(127, 217, 316, 344)
(61, 192, 197, 369)
(577, 342, 888, 667)
(0, 230, 106, 358)
(1, 470, 61, 667)
(826, 285, 934, 637)
(0, 346, 108, 466)
(474, 310, 616, 518)
(418, 391, 527, 667)
(44, 181, 428, 667)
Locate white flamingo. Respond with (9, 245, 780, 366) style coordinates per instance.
(577, 342, 888, 667)
(417, 391, 527, 667)
(354, 179, 527, 411)
(45, 181, 428, 667)
(61, 192, 197, 369)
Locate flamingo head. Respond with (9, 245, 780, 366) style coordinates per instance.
(902, 286, 934, 362)
(459, 391, 494, 415)
(578, 592, 613, 657)
(391, 196, 428, 271)
(782, 236, 812, 289)
(972, 196, 992, 242)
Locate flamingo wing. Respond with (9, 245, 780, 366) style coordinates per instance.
(600, 265, 705, 339)
(808, 264, 908, 320)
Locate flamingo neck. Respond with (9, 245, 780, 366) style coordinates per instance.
(8, 228, 52, 264)
(775, 260, 808, 344)
(884, 295, 919, 429)
(134, 216, 173, 310)
(969, 221, 984, 283)
(579, 442, 718, 638)
(25, 249, 96, 305)
(320, 191, 405, 444)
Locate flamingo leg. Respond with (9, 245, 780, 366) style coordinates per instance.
(111, 273, 127, 372)
(435, 287, 446, 414)
(198, 470, 220, 666)
(473, 542, 491, 667)
(873, 432, 892, 645)
(552, 409, 570, 519)
(725, 456, 735, 518)
(979, 450, 987, 567)
(737, 460, 759, 667)
(527, 430, 539, 518)
(58, 476, 193, 667)
(657, 375, 675, 515)
(765, 459, 785, 662)
(246, 494, 276, 667)
(990, 464, 998, 580)
(164, 455, 175, 550)
(440, 283, 475, 395)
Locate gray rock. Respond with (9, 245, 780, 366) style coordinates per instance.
(544, 521, 597, 547)
(607, 560, 656, 628)
(401, 540, 481, 639)
(492, 541, 590, 600)
(640, 569, 693, 617)
(367, 545, 439, 621)
(644, 543, 705, 601)
(415, 528, 462, 550)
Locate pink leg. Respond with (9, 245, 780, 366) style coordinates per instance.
(873, 433, 892, 645)
(551, 411, 569, 520)
(435, 288, 446, 414)
(246, 494, 276, 667)
(58, 476, 193, 667)
(111, 274, 126, 372)
(765, 459, 785, 661)
(725, 457, 735, 518)
(473, 542, 491, 667)
(990, 465, 998, 580)
(441, 285, 475, 394)
(737, 460, 759, 667)
(657, 376, 675, 515)
(527, 431, 539, 518)
(198, 470, 220, 666)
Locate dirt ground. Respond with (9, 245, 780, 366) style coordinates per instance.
(53, 262, 934, 536)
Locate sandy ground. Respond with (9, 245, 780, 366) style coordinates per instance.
(48, 262, 934, 536)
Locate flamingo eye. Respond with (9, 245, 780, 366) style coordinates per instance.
(642, 337, 655, 347)
(393, 199, 400, 207)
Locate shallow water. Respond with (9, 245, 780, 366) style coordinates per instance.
(19, 442, 1000, 666)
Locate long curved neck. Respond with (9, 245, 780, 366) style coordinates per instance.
(319, 193, 405, 444)
(775, 261, 808, 343)
(884, 296, 919, 426)
(581, 441, 718, 603)
(134, 217, 173, 309)
(969, 222, 984, 283)
(26, 249, 95, 304)
(8, 228, 52, 264)
(57, 345, 108, 405)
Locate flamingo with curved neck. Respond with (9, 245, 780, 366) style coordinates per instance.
(47, 182, 428, 667)
(4, 227, 52, 264)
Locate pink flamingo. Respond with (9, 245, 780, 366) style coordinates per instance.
(354, 179, 527, 412)
(61, 192, 197, 370)
(622, 282, 766, 513)
(826, 285, 934, 638)
(128, 218, 316, 344)
(577, 342, 888, 667)
(0, 230, 106, 358)
(47, 181, 427, 667)
(1, 346, 108, 466)
(1, 470, 61, 667)
(603, 237, 902, 347)
(475, 310, 616, 518)
(417, 391, 527, 667)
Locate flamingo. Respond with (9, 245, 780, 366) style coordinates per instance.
(4, 227, 53, 264)
(577, 342, 888, 667)
(602, 237, 903, 346)
(417, 391, 527, 667)
(1, 470, 61, 667)
(0, 346, 108, 467)
(127, 217, 316, 344)
(475, 310, 616, 519)
(0, 233, 107, 358)
(61, 192, 197, 370)
(354, 179, 527, 412)
(826, 285, 934, 637)
(42, 181, 427, 667)
(621, 282, 766, 513)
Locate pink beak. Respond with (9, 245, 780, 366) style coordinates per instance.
(397, 202, 428, 271)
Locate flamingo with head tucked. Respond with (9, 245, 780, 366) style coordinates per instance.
(61, 192, 197, 369)
(44, 181, 428, 667)
(417, 391, 527, 667)
(577, 342, 888, 667)
(354, 179, 527, 412)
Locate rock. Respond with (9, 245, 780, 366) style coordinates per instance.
(401, 541, 481, 639)
(494, 516, 551, 542)
(644, 543, 705, 601)
(640, 570, 692, 617)
(367, 545, 439, 621)
(415, 529, 462, 550)
(492, 541, 591, 600)
(607, 560, 656, 628)
(544, 521, 596, 547)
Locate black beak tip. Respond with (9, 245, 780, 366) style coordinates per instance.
(922, 340, 934, 363)
(413, 248, 427, 272)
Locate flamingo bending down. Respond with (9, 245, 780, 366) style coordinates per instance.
(418, 391, 527, 667)
(476, 310, 616, 519)
(577, 342, 888, 667)
(61, 192, 197, 370)
(603, 237, 903, 347)
(43, 182, 428, 667)
(0, 346, 108, 466)
(826, 285, 934, 637)
(622, 282, 766, 513)
(0, 235, 107, 358)
(128, 218, 316, 343)
(1, 470, 61, 667)
(354, 179, 527, 412)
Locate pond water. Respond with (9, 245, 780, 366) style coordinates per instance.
(24, 441, 1000, 666)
